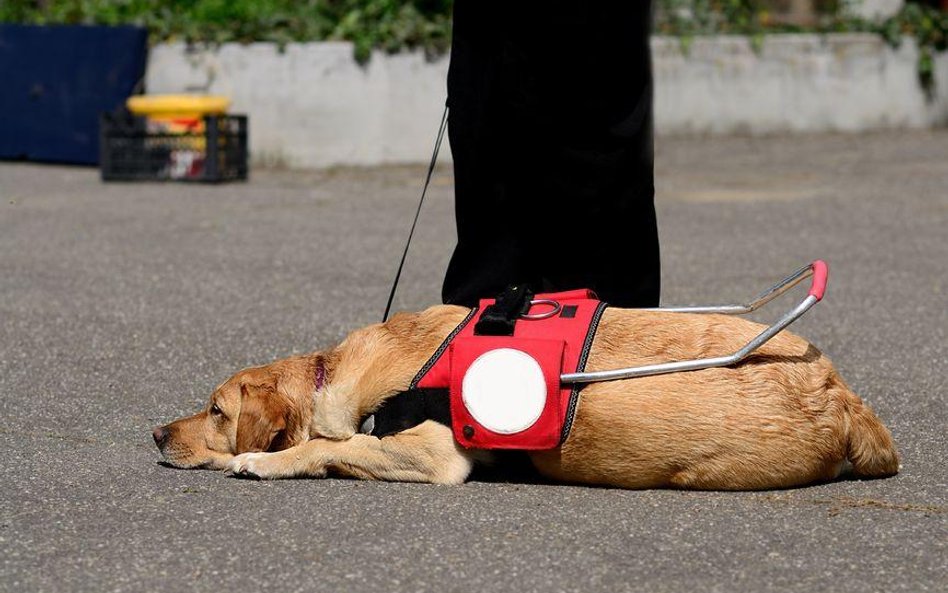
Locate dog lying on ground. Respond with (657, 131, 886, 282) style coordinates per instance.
(153, 305, 899, 489)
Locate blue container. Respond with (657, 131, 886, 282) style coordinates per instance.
(0, 24, 147, 165)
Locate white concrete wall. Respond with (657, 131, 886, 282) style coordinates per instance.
(147, 42, 449, 168)
(653, 34, 948, 135)
(147, 35, 948, 168)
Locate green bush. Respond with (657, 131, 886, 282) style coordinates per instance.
(0, 0, 453, 62)
(1, 1, 946, 87)
(656, 1, 948, 91)
(864, 2, 948, 90)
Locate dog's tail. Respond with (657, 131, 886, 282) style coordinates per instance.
(842, 386, 900, 478)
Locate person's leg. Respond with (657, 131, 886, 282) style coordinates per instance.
(441, 0, 524, 306)
(443, 2, 659, 308)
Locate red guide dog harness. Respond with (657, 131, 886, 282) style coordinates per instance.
(368, 288, 607, 450)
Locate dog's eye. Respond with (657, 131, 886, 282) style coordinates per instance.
(210, 403, 223, 416)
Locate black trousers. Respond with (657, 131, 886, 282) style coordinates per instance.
(442, 1, 660, 309)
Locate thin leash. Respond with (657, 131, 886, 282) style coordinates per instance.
(382, 105, 449, 322)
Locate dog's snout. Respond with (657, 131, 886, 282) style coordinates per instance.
(152, 426, 170, 448)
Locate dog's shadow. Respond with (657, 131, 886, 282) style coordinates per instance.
(468, 452, 553, 485)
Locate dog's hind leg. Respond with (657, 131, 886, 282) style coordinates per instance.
(227, 421, 475, 484)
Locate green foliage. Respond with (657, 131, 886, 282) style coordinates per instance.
(0, 0, 453, 62)
(655, 1, 948, 92)
(654, 0, 768, 37)
(870, 2, 948, 91)
(0, 1, 945, 88)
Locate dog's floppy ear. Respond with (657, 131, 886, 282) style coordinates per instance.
(236, 383, 287, 453)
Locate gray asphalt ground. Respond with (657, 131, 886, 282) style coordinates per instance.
(1, 131, 946, 593)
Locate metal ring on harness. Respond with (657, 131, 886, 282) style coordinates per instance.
(521, 299, 561, 320)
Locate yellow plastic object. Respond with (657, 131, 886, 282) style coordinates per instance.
(126, 95, 230, 118)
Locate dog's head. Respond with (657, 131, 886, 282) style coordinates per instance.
(152, 305, 471, 470)
(152, 357, 315, 469)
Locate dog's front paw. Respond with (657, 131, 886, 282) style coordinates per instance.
(227, 452, 282, 480)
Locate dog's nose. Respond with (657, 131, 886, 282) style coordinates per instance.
(152, 426, 170, 448)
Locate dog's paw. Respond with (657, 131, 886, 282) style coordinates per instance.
(227, 452, 280, 480)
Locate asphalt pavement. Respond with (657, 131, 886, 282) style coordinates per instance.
(1, 130, 945, 592)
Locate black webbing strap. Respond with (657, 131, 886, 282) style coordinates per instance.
(473, 285, 533, 336)
(369, 388, 451, 438)
(382, 105, 449, 322)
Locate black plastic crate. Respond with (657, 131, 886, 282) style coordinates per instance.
(100, 113, 248, 182)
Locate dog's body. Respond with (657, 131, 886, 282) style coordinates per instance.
(154, 305, 899, 489)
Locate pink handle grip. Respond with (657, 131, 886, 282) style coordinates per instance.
(808, 260, 829, 301)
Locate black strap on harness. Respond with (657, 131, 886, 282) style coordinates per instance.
(369, 388, 451, 438)
(368, 307, 479, 439)
(473, 285, 533, 336)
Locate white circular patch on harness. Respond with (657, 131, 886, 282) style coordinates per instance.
(461, 348, 547, 434)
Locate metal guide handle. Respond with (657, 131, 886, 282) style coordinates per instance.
(561, 261, 829, 385)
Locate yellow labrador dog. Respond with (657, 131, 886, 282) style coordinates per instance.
(153, 304, 899, 489)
